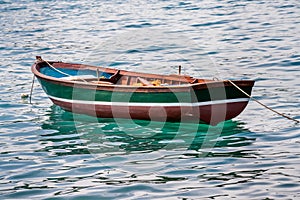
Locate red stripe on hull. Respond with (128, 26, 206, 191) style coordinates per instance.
(50, 98, 249, 125)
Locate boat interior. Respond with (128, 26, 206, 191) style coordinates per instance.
(39, 61, 212, 87)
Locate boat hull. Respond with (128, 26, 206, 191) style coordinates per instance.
(32, 60, 255, 125)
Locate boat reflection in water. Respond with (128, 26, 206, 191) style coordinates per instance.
(40, 105, 256, 159)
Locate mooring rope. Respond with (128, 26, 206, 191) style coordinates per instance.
(29, 75, 35, 104)
(228, 80, 299, 123)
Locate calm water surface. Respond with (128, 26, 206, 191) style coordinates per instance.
(0, 0, 299, 199)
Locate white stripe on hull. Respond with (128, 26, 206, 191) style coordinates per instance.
(48, 95, 249, 107)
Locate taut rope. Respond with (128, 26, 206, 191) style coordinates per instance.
(228, 80, 299, 124)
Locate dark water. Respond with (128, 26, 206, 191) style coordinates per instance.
(1, 0, 300, 199)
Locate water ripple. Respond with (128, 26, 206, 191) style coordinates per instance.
(0, 0, 299, 199)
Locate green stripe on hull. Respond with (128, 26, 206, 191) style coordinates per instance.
(39, 79, 185, 103)
(38, 79, 252, 103)
(195, 86, 253, 101)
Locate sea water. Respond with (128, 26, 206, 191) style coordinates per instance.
(0, 0, 299, 199)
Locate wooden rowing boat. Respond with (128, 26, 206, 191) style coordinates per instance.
(31, 56, 255, 125)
